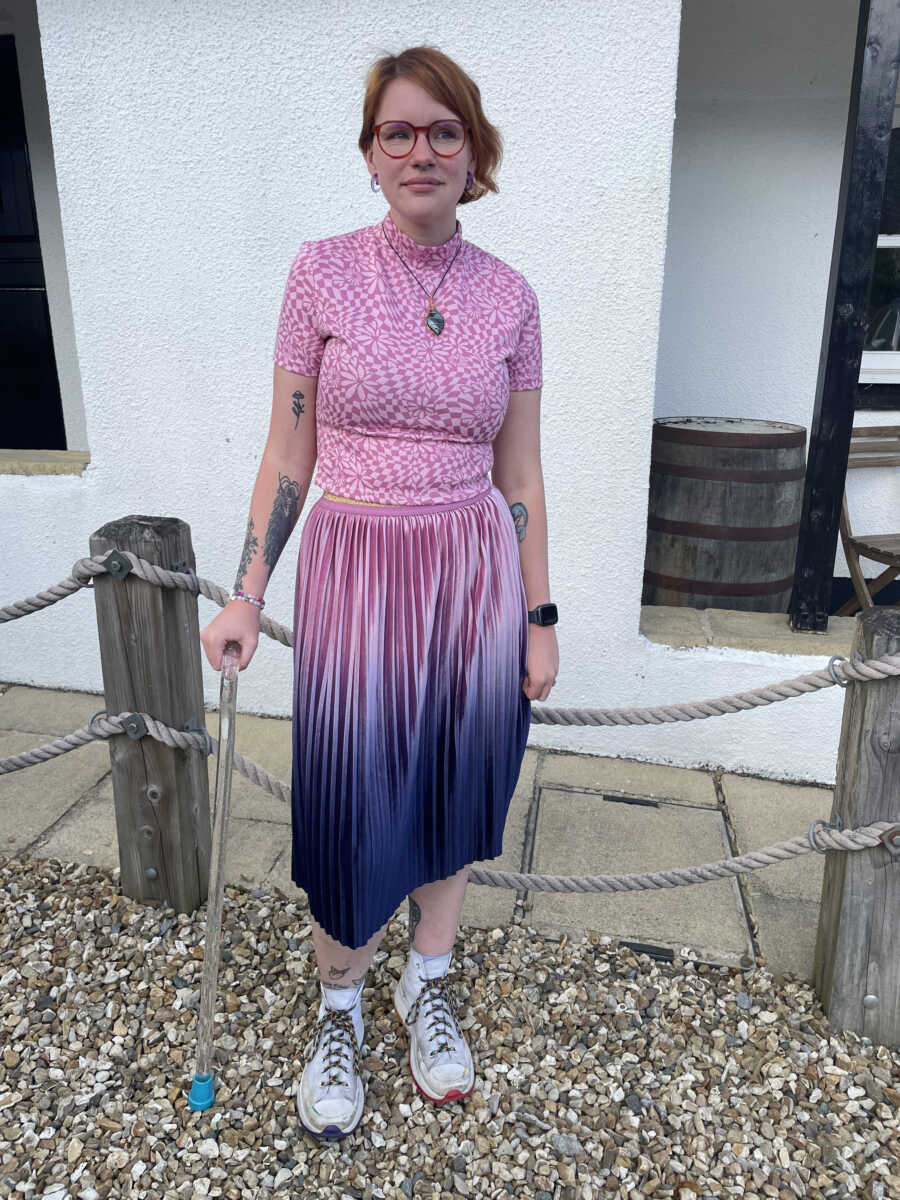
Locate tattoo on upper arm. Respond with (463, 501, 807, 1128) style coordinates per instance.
(408, 897, 422, 948)
(263, 473, 302, 572)
(510, 502, 528, 543)
(291, 390, 305, 429)
(234, 516, 259, 591)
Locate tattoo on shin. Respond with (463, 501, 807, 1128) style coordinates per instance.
(263, 472, 302, 572)
(509, 501, 528, 543)
(291, 390, 305, 429)
(408, 897, 422, 947)
(234, 516, 258, 591)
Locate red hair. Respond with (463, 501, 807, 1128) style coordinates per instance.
(359, 45, 502, 205)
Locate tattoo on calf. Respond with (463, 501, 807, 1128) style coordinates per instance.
(510, 501, 528, 543)
(291, 390, 305, 429)
(234, 516, 258, 591)
(408, 897, 422, 947)
(263, 473, 302, 572)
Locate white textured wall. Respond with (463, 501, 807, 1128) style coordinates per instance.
(1, 0, 870, 785)
(656, 0, 899, 575)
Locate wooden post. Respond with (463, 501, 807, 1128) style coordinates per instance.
(814, 607, 900, 1047)
(90, 516, 211, 914)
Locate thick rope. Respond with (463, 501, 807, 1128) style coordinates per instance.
(0, 713, 893, 893)
(1, 553, 292, 648)
(5, 549, 900, 729)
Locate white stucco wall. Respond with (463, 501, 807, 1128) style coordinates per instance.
(0, 0, 874, 786)
(656, 0, 899, 577)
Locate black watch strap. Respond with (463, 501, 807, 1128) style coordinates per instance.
(527, 602, 558, 626)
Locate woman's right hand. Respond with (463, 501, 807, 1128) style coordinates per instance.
(200, 599, 262, 671)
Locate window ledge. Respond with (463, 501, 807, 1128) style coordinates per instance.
(0, 450, 90, 476)
(640, 605, 857, 657)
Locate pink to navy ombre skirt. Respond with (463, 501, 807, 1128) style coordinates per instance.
(289, 483, 531, 949)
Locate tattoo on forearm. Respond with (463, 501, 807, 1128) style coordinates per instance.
(510, 502, 528, 543)
(263, 473, 302, 572)
(234, 516, 259, 591)
(291, 390, 305, 429)
(408, 897, 422, 947)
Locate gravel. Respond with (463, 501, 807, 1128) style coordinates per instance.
(1, 853, 898, 1199)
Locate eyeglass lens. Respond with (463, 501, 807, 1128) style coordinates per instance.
(377, 121, 465, 157)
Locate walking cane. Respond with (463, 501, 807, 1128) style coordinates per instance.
(188, 639, 241, 1112)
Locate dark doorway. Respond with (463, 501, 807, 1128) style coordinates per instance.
(0, 33, 66, 450)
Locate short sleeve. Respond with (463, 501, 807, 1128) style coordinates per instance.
(507, 278, 543, 391)
(273, 242, 326, 376)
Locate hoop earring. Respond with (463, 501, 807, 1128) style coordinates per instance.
(465, 170, 473, 192)
(370, 173, 380, 192)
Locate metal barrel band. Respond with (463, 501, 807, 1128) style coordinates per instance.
(808, 813, 844, 855)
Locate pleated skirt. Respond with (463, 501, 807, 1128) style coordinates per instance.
(290, 483, 531, 949)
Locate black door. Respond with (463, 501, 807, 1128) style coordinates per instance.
(1, 34, 66, 450)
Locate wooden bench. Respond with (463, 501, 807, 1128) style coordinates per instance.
(836, 425, 900, 615)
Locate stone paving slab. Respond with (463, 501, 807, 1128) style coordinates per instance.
(639, 605, 856, 657)
(28, 766, 290, 895)
(530, 786, 754, 968)
(539, 750, 718, 806)
(0, 685, 104, 737)
(721, 772, 833, 980)
(461, 746, 539, 932)
(0, 730, 108, 852)
(205, 709, 292, 826)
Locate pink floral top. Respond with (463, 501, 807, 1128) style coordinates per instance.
(273, 212, 542, 504)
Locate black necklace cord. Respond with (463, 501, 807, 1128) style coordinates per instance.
(380, 220, 463, 304)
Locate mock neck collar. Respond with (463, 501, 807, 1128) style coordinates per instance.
(379, 211, 463, 268)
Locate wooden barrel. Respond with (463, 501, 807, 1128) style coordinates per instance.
(642, 417, 807, 612)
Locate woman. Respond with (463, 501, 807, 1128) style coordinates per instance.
(200, 45, 558, 1140)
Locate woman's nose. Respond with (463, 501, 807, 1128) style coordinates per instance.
(409, 129, 436, 163)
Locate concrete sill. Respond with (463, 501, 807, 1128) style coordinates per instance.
(0, 450, 91, 476)
(639, 605, 857, 657)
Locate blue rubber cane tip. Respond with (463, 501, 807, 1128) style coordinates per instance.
(188, 1072, 215, 1111)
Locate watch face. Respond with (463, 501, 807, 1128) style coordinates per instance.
(531, 603, 557, 625)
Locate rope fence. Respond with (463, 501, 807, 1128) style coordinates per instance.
(2, 548, 899, 895)
(0, 709, 894, 892)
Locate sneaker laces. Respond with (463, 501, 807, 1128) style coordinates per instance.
(404, 976, 465, 1060)
(302, 1008, 361, 1089)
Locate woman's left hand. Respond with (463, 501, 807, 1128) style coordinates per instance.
(522, 624, 559, 702)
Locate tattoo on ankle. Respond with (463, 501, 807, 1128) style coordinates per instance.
(322, 973, 366, 989)
(408, 897, 422, 947)
(328, 964, 350, 979)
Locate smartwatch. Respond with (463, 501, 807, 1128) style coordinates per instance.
(527, 602, 558, 626)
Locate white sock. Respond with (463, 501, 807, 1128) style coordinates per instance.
(318, 974, 365, 1050)
(403, 946, 452, 998)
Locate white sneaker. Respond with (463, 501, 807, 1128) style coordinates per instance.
(394, 970, 475, 1103)
(296, 996, 365, 1138)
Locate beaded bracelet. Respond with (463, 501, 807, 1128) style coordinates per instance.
(229, 588, 266, 610)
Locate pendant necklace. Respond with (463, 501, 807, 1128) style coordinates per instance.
(380, 218, 463, 336)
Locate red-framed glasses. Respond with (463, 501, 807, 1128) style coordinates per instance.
(373, 120, 468, 158)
